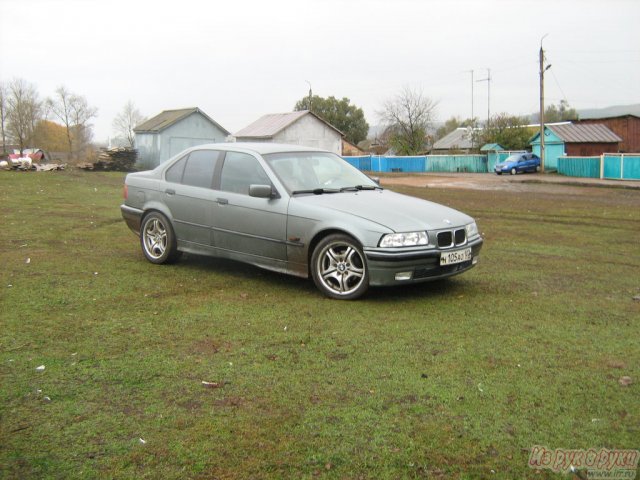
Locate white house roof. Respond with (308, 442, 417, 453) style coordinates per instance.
(234, 110, 344, 138)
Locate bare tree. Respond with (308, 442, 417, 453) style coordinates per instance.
(69, 94, 97, 159)
(47, 86, 97, 160)
(0, 83, 7, 155)
(47, 86, 74, 157)
(6, 78, 43, 153)
(112, 100, 145, 147)
(378, 86, 438, 155)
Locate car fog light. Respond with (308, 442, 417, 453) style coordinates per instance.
(395, 271, 413, 281)
(472, 256, 478, 265)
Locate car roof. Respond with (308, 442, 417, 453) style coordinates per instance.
(189, 142, 328, 156)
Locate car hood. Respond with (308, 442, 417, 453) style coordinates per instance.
(292, 189, 473, 232)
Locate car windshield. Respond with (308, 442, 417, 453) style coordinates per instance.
(504, 154, 523, 162)
(264, 152, 379, 194)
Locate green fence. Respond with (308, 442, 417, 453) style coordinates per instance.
(557, 156, 601, 178)
(343, 155, 490, 173)
(426, 155, 488, 173)
(603, 154, 640, 180)
(557, 154, 640, 180)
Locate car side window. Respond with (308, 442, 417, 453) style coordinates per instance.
(181, 150, 220, 189)
(220, 152, 271, 195)
(165, 156, 187, 183)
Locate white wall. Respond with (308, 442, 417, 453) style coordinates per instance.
(274, 115, 342, 154)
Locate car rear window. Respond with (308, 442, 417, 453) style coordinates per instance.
(181, 150, 221, 189)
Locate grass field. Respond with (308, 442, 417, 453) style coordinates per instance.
(1, 170, 638, 479)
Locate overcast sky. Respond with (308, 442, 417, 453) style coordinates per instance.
(1, 0, 639, 142)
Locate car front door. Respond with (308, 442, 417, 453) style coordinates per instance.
(212, 151, 288, 263)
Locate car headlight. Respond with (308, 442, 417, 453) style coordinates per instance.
(379, 231, 428, 248)
(465, 222, 479, 239)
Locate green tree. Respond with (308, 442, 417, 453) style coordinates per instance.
(544, 100, 578, 123)
(293, 95, 369, 145)
(378, 86, 437, 155)
(478, 113, 535, 151)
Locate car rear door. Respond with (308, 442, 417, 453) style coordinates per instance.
(163, 149, 221, 247)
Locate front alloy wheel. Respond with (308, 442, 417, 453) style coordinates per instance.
(510, 167, 517, 175)
(311, 234, 369, 300)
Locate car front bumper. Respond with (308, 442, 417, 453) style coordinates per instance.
(364, 237, 483, 286)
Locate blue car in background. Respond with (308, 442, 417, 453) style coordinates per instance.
(494, 152, 541, 175)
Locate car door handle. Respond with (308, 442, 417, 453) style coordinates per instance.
(216, 198, 228, 205)
(165, 188, 175, 195)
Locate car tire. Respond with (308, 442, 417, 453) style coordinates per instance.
(510, 168, 517, 175)
(496, 172, 502, 175)
(311, 234, 369, 300)
(140, 212, 180, 264)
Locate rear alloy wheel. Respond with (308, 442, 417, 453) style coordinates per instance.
(140, 212, 179, 264)
(510, 167, 517, 175)
(311, 234, 369, 300)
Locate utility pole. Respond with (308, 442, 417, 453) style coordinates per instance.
(305, 80, 312, 112)
(469, 69, 474, 123)
(469, 70, 475, 148)
(539, 35, 552, 173)
(476, 68, 491, 125)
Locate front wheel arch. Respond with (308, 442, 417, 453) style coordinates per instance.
(310, 233, 369, 300)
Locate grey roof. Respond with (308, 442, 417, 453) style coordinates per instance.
(547, 123, 622, 143)
(432, 128, 475, 150)
(234, 110, 343, 138)
(134, 107, 230, 135)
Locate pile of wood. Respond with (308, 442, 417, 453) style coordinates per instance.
(79, 148, 137, 171)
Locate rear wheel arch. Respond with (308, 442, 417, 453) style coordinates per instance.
(140, 210, 180, 264)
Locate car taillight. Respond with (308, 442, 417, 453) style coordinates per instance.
(123, 184, 128, 200)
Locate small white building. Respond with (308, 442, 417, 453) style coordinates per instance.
(234, 111, 343, 155)
(134, 108, 230, 168)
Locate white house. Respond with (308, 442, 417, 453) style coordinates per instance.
(134, 108, 230, 168)
(234, 111, 343, 155)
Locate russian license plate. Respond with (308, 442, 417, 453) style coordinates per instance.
(440, 248, 472, 266)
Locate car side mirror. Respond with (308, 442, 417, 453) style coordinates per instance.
(370, 176, 381, 186)
(249, 184, 275, 198)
